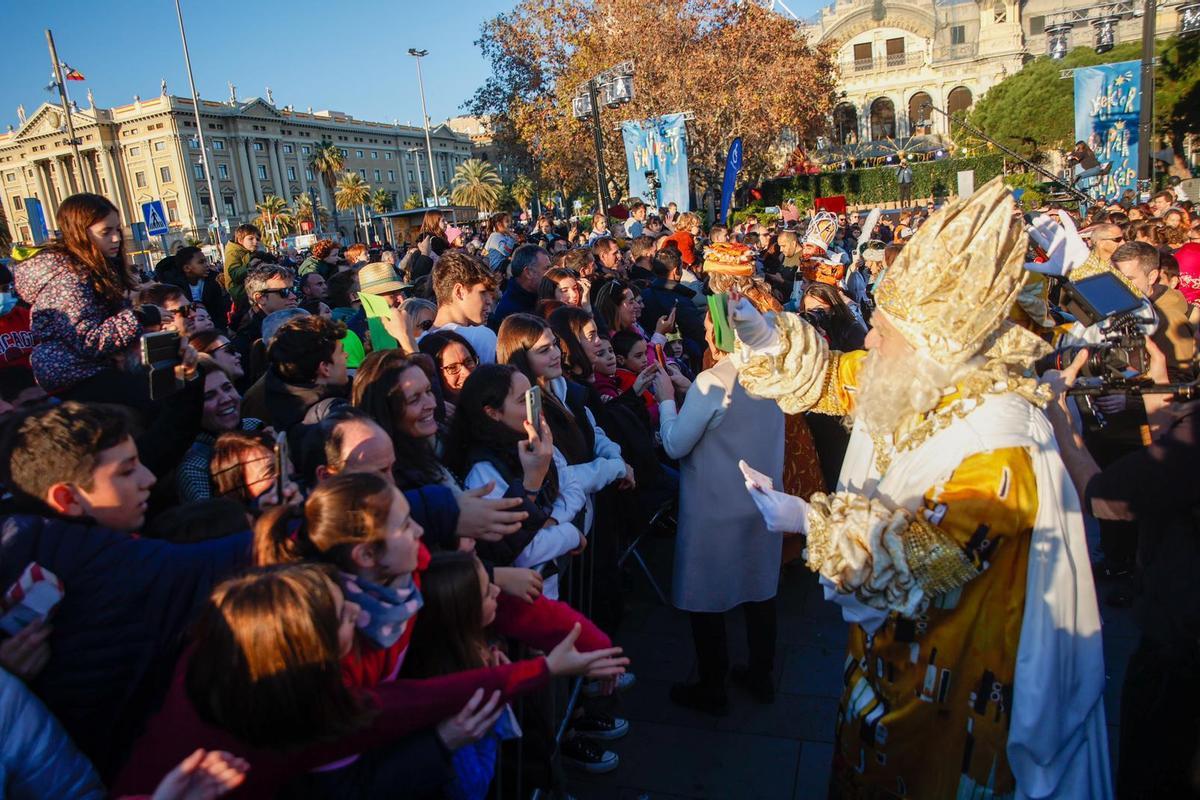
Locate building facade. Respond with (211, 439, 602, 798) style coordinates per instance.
(446, 115, 522, 184)
(809, 0, 1181, 145)
(0, 89, 473, 248)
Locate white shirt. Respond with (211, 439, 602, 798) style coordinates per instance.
(424, 322, 497, 364)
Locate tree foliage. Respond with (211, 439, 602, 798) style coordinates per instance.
(451, 158, 504, 210)
(510, 174, 535, 212)
(370, 188, 395, 214)
(253, 194, 296, 240)
(293, 193, 330, 228)
(968, 36, 1199, 161)
(335, 172, 371, 212)
(468, 0, 838, 200)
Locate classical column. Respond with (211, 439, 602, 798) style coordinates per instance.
(34, 161, 57, 229)
(101, 146, 132, 226)
(269, 140, 287, 198)
(297, 144, 309, 196)
(234, 136, 257, 211)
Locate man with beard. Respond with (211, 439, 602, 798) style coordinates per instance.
(729, 179, 1111, 799)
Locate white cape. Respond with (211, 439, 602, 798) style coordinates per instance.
(826, 393, 1112, 799)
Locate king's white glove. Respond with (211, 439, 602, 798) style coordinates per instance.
(1025, 212, 1090, 277)
(729, 297, 779, 353)
(739, 460, 808, 534)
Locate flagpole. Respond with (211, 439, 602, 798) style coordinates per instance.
(45, 29, 90, 193)
(172, 0, 225, 250)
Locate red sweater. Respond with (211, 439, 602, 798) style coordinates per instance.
(112, 651, 550, 798)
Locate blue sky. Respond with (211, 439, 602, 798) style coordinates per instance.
(1, 0, 828, 130)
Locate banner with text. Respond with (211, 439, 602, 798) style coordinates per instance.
(1074, 60, 1140, 199)
(622, 113, 690, 212)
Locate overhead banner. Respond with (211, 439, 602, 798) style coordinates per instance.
(719, 138, 743, 225)
(1074, 60, 1140, 199)
(621, 113, 690, 212)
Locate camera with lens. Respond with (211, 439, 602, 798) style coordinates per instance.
(1033, 272, 1153, 392)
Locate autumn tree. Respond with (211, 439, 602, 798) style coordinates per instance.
(469, 0, 838, 204)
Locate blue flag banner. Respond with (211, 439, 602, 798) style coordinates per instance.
(1074, 60, 1140, 199)
(621, 114, 690, 211)
(25, 198, 48, 244)
(719, 138, 743, 226)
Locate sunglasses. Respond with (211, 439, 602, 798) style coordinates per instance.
(169, 304, 196, 316)
(260, 287, 298, 298)
(205, 341, 235, 357)
(418, 319, 435, 332)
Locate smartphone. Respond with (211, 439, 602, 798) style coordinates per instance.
(140, 330, 183, 401)
(653, 343, 666, 366)
(525, 385, 542, 431)
(273, 430, 289, 507)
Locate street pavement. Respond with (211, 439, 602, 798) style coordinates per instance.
(569, 532, 1136, 800)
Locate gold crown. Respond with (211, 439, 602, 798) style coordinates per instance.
(874, 177, 1025, 365)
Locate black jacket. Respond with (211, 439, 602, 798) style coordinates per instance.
(639, 277, 707, 349)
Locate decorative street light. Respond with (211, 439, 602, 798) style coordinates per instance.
(572, 61, 635, 213)
(1092, 15, 1119, 53)
(1180, 1, 1200, 35)
(407, 48, 441, 208)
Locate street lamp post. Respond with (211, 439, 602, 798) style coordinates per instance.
(405, 147, 427, 205)
(408, 49, 441, 207)
(173, 0, 225, 249)
(571, 61, 634, 214)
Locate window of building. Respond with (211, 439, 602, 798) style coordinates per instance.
(257, 164, 268, 179)
(253, 141, 264, 151)
(1029, 15, 1045, 35)
(287, 166, 296, 180)
(160, 166, 172, 183)
(853, 42, 873, 70)
(440, 170, 447, 184)
(408, 170, 415, 182)
(154, 141, 166, 151)
(388, 170, 395, 182)
(19, 226, 29, 241)
(358, 168, 367, 179)
(129, 146, 141, 156)
(373, 169, 381, 181)
(13, 196, 22, 210)
(166, 199, 178, 223)
(188, 138, 199, 149)
(199, 196, 212, 219)
(951, 25, 966, 44)
(100, 178, 107, 192)
(135, 171, 146, 188)
(302, 145, 311, 155)
(283, 144, 294, 154)
(385, 152, 392, 160)
(223, 195, 236, 215)
(340, 149, 348, 157)
(305, 168, 315, 180)
(212, 139, 225, 150)
(218, 163, 229, 179)
(885, 37, 905, 65)
(193, 164, 205, 179)
(356, 150, 364, 158)
(371, 151, 378, 159)
(4, 172, 12, 182)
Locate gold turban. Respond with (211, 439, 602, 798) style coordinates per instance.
(873, 177, 1026, 366)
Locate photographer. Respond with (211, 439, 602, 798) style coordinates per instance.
(1043, 342, 1200, 800)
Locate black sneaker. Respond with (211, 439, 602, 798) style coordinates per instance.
(730, 665, 776, 704)
(669, 681, 729, 716)
(561, 735, 619, 774)
(571, 711, 630, 741)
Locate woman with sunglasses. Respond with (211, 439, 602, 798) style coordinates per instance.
(190, 329, 246, 385)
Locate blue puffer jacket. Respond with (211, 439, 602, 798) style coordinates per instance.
(0, 668, 105, 799)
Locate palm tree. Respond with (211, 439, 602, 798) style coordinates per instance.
(451, 158, 502, 211)
(402, 194, 423, 210)
(254, 195, 296, 244)
(369, 188, 394, 214)
(293, 193, 330, 230)
(510, 174, 535, 215)
(308, 140, 345, 235)
(336, 172, 372, 244)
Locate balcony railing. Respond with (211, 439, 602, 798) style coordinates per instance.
(845, 51, 925, 73)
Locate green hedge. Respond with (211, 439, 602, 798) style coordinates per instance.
(759, 154, 1006, 206)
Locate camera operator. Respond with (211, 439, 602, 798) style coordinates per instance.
(1043, 342, 1200, 800)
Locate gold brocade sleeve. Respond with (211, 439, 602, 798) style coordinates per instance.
(804, 446, 1037, 617)
(736, 311, 864, 415)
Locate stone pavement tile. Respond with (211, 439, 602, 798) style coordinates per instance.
(793, 741, 835, 799)
(776, 615, 849, 650)
(780, 643, 846, 699)
(715, 692, 838, 743)
(618, 677, 721, 731)
(576, 721, 802, 800)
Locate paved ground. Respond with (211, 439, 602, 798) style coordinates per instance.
(567, 531, 1137, 800)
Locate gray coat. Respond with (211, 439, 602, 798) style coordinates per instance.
(660, 357, 785, 613)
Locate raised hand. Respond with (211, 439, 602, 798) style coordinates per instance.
(456, 483, 528, 541)
(435, 689, 504, 751)
(545, 623, 630, 679)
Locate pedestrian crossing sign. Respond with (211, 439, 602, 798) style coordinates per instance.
(142, 200, 169, 236)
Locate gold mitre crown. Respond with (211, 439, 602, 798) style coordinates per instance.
(803, 211, 838, 252)
(873, 177, 1026, 365)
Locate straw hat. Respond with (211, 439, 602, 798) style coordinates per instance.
(357, 261, 410, 295)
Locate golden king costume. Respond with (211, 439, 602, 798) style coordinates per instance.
(732, 179, 1111, 799)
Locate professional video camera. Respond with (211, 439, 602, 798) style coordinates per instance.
(1035, 271, 1199, 401)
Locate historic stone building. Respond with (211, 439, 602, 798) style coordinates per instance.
(809, 0, 1181, 145)
(0, 88, 472, 247)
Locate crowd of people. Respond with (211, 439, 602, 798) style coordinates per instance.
(0, 170, 1197, 799)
